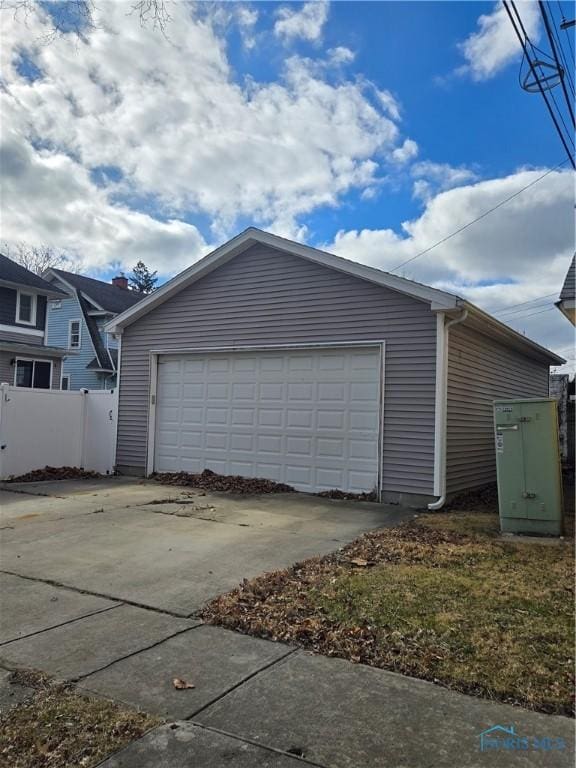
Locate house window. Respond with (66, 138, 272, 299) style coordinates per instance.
(14, 359, 52, 389)
(61, 375, 70, 391)
(69, 320, 81, 349)
(16, 291, 37, 326)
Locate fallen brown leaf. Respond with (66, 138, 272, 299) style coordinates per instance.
(350, 557, 368, 567)
(172, 677, 195, 690)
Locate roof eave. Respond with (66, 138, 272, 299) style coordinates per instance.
(0, 278, 67, 299)
(461, 302, 566, 365)
(0, 341, 74, 357)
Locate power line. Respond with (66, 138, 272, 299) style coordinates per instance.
(550, 2, 576, 97)
(506, 306, 556, 320)
(539, 1, 575, 127)
(556, 1, 575, 62)
(492, 292, 559, 313)
(498, 299, 556, 317)
(504, 1, 575, 167)
(389, 160, 568, 273)
(550, 3, 576, 98)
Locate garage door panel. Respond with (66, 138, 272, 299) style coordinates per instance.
(318, 383, 346, 402)
(285, 465, 312, 486)
(260, 383, 283, 400)
(154, 347, 381, 494)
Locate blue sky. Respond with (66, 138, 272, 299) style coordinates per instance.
(1, 1, 574, 366)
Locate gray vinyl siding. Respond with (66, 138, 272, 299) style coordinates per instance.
(0, 328, 45, 345)
(0, 351, 62, 389)
(0, 286, 47, 333)
(117, 244, 437, 495)
(446, 323, 549, 494)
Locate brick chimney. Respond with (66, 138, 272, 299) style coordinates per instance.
(112, 274, 128, 290)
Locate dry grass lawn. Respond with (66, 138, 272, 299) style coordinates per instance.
(0, 671, 159, 768)
(203, 511, 574, 716)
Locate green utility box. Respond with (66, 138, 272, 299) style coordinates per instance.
(494, 398, 563, 536)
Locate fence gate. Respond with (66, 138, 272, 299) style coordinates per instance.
(0, 385, 117, 480)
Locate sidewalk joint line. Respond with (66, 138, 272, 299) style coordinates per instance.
(71, 625, 201, 684)
(0, 569, 192, 619)
(185, 646, 297, 720)
(0, 603, 122, 648)
(190, 721, 329, 767)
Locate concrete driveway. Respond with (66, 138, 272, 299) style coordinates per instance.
(0, 477, 410, 615)
(1, 479, 573, 767)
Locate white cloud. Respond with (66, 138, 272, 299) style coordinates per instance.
(411, 161, 478, 201)
(327, 46, 355, 65)
(392, 138, 419, 164)
(274, 0, 329, 43)
(1, 1, 411, 261)
(326, 168, 575, 365)
(0, 132, 209, 275)
(457, 1, 541, 81)
(235, 6, 259, 50)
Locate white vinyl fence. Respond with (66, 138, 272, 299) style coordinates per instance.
(0, 384, 117, 480)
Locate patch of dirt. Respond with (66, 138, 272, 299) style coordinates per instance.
(443, 483, 498, 512)
(0, 669, 159, 768)
(153, 468, 296, 495)
(5, 467, 103, 483)
(316, 489, 379, 502)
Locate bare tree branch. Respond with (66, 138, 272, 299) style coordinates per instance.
(130, 0, 172, 34)
(1, 241, 80, 275)
(0, 0, 174, 43)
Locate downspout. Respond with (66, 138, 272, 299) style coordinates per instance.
(428, 307, 468, 511)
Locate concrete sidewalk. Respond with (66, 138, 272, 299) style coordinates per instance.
(91, 638, 573, 768)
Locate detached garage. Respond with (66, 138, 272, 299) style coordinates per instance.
(107, 228, 564, 507)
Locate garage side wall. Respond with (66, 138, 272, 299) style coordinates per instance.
(446, 323, 549, 494)
(116, 244, 437, 497)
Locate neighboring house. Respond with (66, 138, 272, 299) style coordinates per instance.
(0, 253, 69, 389)
(550, 373, 575, 466)
(106, 228, 564, 506)
(556, 253, 575, 325)
(43, 269, 143, 390)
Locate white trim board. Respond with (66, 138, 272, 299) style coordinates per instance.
(68, 318, 82, 350)
(0, 322, 44, 338)
(15, 290, 37, 326)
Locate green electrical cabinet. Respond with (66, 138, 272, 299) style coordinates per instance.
(493, 398, 563, 536)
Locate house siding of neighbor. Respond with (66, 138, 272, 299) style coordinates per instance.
(446, 324, 550, 494)
(46, 292, 112, 390)
(556, 253, 575, 325)
(44, 270, 142, 390)
(107, 229, 564, 505)
(0, 254, 68, 389)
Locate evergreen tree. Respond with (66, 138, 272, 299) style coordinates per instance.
(129, 261, 158, 294)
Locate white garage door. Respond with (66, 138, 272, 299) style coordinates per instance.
(153, 347, 382, 494)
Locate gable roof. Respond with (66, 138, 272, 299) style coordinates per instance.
(77, 292, 115, 371)
(46, 268, 143, 314)
(107, 227, 459, 334)
(106, 227, 564, 366)
(559, 254, 575, 302)
(0, 253, 66, 297)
